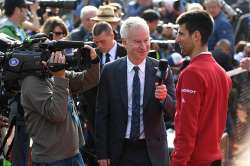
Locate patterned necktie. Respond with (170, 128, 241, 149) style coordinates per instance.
(105, 53, 111, 63)
(130, 66, 141, 140)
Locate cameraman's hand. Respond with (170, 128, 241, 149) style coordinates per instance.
(0, 115, 8, 128)
(49, 51, 66, 78)
(84, 45, 97, 60)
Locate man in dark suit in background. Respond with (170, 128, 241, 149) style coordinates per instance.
(95, 17, 176, 166)
(92, 21, 127, 68)
(78, 21, 127, 165)
(84, 21, 126, 131)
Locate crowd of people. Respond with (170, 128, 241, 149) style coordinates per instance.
(0, 0, 250, 165)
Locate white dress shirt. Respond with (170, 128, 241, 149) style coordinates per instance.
(125, 57, 146, 139)
(102, 41, 118, 65)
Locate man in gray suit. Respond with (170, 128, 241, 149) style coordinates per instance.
(95, 17, 176, 166)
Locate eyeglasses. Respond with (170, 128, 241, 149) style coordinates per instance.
(53, 32, 65, 36)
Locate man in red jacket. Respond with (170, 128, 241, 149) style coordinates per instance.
(170, 10, 232, 166)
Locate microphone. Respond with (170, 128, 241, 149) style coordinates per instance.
(155, 59, 169, 85)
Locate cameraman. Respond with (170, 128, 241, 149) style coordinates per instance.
(21, 46, 99, 165)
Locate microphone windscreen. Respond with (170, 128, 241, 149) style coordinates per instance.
(159, 59, 168, 72)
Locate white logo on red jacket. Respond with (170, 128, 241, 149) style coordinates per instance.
(181, 88, 197, 94)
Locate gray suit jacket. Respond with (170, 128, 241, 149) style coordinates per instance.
(95, 56, 176, 166)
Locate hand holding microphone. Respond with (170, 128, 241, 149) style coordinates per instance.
(155, 83, 167, 101)
(155, 59, 169, 101)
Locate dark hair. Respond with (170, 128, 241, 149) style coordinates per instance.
(40, 16, 68, 36)
(4, 6, 15, 17)
(92, 21, 113, 36)
(4, 0, 28, 17)
(141, 9, 160, 22)
(176, 10, 214, 45)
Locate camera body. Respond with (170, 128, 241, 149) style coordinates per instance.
(0, 37, 91, 79)
(0, 34, 92, 112)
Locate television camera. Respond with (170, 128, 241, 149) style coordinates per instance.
(0, 33, 92, 113)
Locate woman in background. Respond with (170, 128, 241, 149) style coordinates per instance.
(40, 16, 68, 40)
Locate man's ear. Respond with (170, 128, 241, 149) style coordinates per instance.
(192, 31, 202, 43)
(121, 38, 126, 47)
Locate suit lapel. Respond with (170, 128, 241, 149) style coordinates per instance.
(115, 44, 119, 60)
(143, 58, 156, 110)
(115, 43, 122, 59)
(119, 57, 128, 111)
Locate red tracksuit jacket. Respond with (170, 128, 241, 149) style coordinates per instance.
(171, 53, 232, 166)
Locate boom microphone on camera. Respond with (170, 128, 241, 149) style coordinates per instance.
(39, 40, 85, 51)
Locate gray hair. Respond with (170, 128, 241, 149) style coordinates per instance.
(80, 5, 97, 19)
(120, 17, 149, 39)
